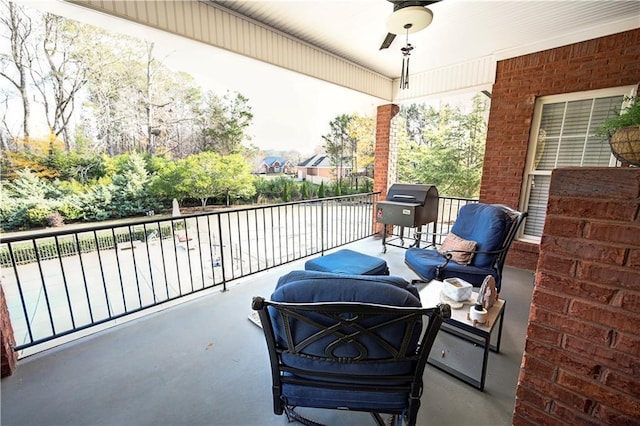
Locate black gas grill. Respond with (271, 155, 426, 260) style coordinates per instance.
(376, 184, 439, 252)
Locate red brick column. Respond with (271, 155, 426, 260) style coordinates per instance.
(374, 104, 400, 235)
(484, 28, 640, 271)
(1, 285, 17, 377)
(513, 167, 640, 425)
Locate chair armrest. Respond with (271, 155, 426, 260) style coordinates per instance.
(441, 247, 505, 257)
(435, 253, 453, 280)
(436, 247, 506, 277)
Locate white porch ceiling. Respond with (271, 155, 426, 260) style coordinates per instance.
(210, 0, 640, 80)
(65, 0, 640, 101)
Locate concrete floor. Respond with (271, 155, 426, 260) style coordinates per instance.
(1, 237, 535, 426)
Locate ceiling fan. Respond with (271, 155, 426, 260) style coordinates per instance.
(379, 0, 440, 50)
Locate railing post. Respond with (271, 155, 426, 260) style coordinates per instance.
(320, 199, 325, 255)
(1, 284, 17, 377)
(217, 215, 228, 292)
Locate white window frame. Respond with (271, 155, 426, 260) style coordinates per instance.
(519, 85, 638, 244)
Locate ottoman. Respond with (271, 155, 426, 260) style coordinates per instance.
(304, 249, 389, 275)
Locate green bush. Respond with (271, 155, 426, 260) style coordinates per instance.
(318, 181, 326, 198)
(0, 224, 173, 267)
(283, 181, 291, 202)
(0, 199, 30, 231)
(79, 184, 114, 222)
(57, 197, 84, 221)
(300, 181, 310, 200)
(26, 204, 53, 227)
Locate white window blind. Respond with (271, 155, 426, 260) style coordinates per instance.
(522, 89, 632, 240)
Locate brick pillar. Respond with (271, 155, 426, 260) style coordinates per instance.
(374, 103, 400, 235)
(513, 167, 640, 425)
(1, 285, 17, 377)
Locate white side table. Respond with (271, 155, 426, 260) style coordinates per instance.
(419, 280, 506, 391)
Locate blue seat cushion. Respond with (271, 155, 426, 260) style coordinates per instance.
(281, 382, 409, 410)
(404, 247, 497, 287)
(270, 271, 422, 410)
(304, 249, 389, 275)
(275, 270, 420, 299)
(450, 204, 512, 268)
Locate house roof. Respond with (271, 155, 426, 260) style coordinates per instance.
(262, 156, 287, 167)
(299, 154, 331, 168)
(298, 154, 354, 168)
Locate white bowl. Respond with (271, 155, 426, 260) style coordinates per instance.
(442, 277, 473, 302)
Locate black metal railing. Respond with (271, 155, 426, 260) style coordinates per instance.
(1, 193, 380, 353)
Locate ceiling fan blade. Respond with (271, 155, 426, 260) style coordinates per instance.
(379, 32, 396, 50)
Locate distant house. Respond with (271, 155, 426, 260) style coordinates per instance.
(260, 156, 291, 174)
(297, 154, 351, 184)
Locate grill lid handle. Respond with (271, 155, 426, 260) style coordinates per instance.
(392, 194, 417, 201)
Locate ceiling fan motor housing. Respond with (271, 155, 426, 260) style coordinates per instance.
(386, 4, 434, 35)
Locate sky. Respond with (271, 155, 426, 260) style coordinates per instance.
(10, 0, 386, 157)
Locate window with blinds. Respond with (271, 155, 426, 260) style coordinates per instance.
(521, 88, 634, 240)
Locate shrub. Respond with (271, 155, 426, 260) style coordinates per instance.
(26, 204, 53, 227)
(318, 181, 326, 198)
(46, 212, 65, 227)
(300, 181, 310, 200)
(57, 198, 84, 221)
(283, 181, 291, 202)
(0, 199, 30, 231)
(333, 181, 342, 196)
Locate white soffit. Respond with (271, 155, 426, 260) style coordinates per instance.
(64, 0, 640, 103)
(66, 0, 395, 101)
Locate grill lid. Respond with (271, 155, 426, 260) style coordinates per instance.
(386, 184, 438, 205)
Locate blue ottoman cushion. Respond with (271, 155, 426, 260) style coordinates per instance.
(304, 249, 389, 275)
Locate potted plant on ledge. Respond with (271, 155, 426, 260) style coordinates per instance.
(597, 95, 640, 166)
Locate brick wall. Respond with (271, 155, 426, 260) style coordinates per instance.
(482, 28, 640, 270)
(1, 285, 17, 377)
(374, 104, 400, 235)
(513, 167, 640, 425)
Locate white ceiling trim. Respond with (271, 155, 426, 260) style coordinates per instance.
(392, 55, 497, 103)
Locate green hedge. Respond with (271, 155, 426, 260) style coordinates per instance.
(0, 225, 172, 267)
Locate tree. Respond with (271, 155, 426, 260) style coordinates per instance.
(3, 167, 53, 200)
(179, 151, 220, 208)
(200, 91, 253, 155)
(29, 13, 94, 150)
(0, 0, 34, 142)
(83, 33, 144, 156)
(147, 155, 187, 204)
(322, 114, 355, 188)
(1, 134, 65, 180)
(318, 181, 326, 198)
(397, 96, 488, 198)
(348, 114, 375, 186)
(108, 152, 151, 217)
(214, 153, 256, 206)
(300, 180, 309, 200)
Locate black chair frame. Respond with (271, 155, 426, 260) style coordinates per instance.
(252, 297, 451, 426)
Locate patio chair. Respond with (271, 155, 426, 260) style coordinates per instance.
(252, 270, 450, 426)
(404, 203, 527, 293)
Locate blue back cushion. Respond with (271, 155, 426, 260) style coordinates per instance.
(270, 271, 422, 375)
(451, 204, 512, 268)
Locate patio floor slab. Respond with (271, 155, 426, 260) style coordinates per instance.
(1, 237, 535, 425)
